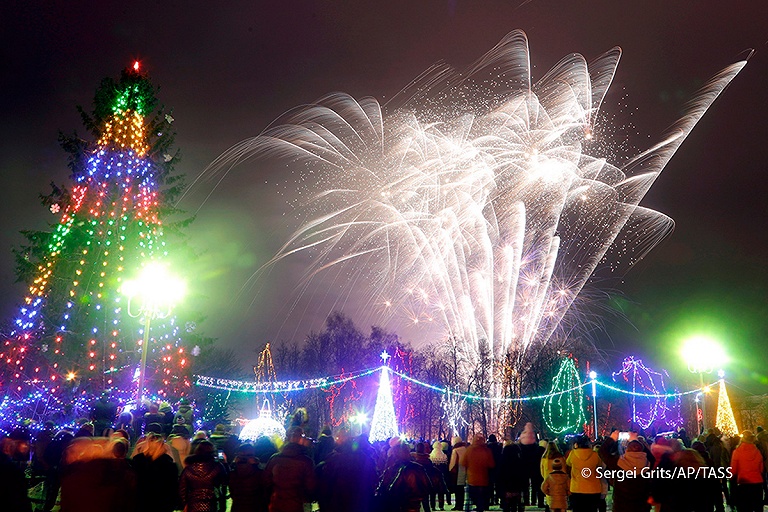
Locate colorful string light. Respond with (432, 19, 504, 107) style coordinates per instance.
(2, 65, 190, 399)
(542, 357, 587, 434)
(611, 356, 683, 430)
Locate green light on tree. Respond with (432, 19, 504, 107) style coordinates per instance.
(542, 357, 587, 435)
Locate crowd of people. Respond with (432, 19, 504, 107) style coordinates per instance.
(1, 398, 768, 512)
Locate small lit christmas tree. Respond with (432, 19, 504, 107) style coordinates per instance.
(2, 63, 201, 400)
(542, 357, 587, 435)
(369, 352, 398, 442)
(715, 376, 739, 437)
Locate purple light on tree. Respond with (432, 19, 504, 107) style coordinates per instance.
(612, 356, 682, 430)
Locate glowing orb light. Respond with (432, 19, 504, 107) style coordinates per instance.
(239, 400, 286, 442)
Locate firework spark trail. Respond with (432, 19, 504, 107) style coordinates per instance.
(194, 30, 747, 380)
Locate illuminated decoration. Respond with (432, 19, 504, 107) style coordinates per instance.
(202, 390, 231, 425)
(1, 64, 194, 399)
(239, 399, 287, 442)
(715, 375, 738, 437)
(201, 30, 748, 408)
(611, 356, 683, 430)
(323, 368, 363, 427)
(122, 262, 185, 404)
(369, 365, 398, 442)
(441, 392, 468, 435)
(542, 357, 587, 434)
(254, 342, 292, 421)
(254, 343, 278, 385)
(197, 366, 380, 393)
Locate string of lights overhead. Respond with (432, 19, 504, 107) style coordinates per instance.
(195, 365, 717, 401)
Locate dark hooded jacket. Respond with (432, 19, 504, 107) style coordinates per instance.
(264, 442, 316, 512)
(229, 454, 268, 512)
(132, 452, 180, 512)
(599, 438, 650, 512)
(389, 460, 433, 512)
(179, 453, 228, 512)
(60, 457, 136, 512)
(499, 443, 527, 494)
(317, 439, 378, 512)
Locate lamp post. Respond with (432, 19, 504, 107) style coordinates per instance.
(681, 336, 726, 434)
(589, 370, 599, 440)
(122, 263, 185, 405)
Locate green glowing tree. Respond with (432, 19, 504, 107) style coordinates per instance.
(542, 357, 587, 435)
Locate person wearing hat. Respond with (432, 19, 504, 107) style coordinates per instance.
(541, 457, 570, 512)
(174, 398, 194, 435)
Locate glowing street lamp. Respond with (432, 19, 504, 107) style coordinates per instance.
(681, 336, 726, 433)
(122, 262, 185, 405)
(351, 411, 369, 436)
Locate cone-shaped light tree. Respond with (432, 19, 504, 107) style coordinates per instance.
(2, 62, 201, 400)
(715, 376, 739, 437)
(369, 353, 398, 442)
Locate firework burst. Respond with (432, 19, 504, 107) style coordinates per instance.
(197, 30, 746, 383)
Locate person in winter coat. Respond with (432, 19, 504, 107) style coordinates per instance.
(264, 427, 316, 512)
(91, 392, 117, 436)
(158, 402, 175, 436)
(59, 438, 137, 512)
(499, 442, 526, 512)
(316, 429, 378, 512)
(174, 398, 195, 435)
(210, 424, 239, 465)
(413, 442, 447, 511)
(254, 435, 279, 470)
(461, 434, 496, 512)
(168, 425, 192, 473)
(484, 434, 502, 505)
(541, 458, 570, 512)
(732, 431, 765, 512)
(448, 436, 467, 510)
(0, 437, 33, 512)
(179, 440, 228, 512)
(598, 437, 650, 512)
(519, 426, 545, 508)
(131, 433, 179, 512)
(429, 440, 450, 510)
(388, 443, 434, 512)
(565, 436, 602, 512)
(314, 426, 335, 465)
(540, 441, 565, 482)
(229, 443, 269, 512)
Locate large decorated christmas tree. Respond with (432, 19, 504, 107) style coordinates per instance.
(2, 63, 199, 404)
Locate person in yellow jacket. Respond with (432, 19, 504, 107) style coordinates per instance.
(565, 436, 602, 512)
(541, 441, 564, 481)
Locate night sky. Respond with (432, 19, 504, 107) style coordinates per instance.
(1, 1, 766, 394)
